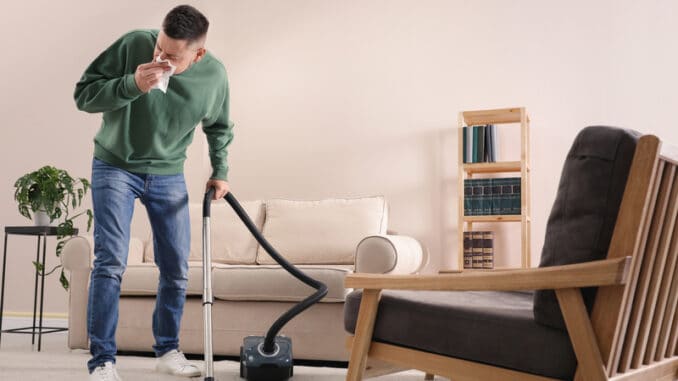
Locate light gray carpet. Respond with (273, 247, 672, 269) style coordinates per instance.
(0, 318, 434, 380)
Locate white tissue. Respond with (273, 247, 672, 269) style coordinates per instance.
(152, 57, 177, 93)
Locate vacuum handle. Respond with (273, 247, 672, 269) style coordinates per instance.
(203, 187, 216, 218)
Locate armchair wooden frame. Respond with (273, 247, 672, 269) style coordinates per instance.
(345, 134, 678, 381)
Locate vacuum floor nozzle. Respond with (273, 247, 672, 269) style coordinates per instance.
(240, 335, 293, 381)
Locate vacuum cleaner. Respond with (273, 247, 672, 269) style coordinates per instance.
(201, 188, 328, 381)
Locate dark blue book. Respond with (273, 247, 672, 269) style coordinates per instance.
(462, 127, 467, 164)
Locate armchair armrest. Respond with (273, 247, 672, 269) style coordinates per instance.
(345, 257, 631, 291)
(354, 234, 426, 275)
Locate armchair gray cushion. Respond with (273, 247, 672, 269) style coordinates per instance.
(345, 290, 577, 379)
(533, 126, 640, 329)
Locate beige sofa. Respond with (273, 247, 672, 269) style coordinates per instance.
(61, 196, 425, 361)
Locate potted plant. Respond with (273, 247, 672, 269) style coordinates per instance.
(14, 165, 93, 290)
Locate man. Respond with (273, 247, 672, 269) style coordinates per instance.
(74, 5, 232, 380)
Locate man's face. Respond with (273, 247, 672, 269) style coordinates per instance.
(154, 31, 206, 75)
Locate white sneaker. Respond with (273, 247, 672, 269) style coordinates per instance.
(156, 349, 201, 377)
(89, 361, 122, 381)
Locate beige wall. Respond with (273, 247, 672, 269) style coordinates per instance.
(0, 0, 677, 315)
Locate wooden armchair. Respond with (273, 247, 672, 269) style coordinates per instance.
(344, 127, 678, 381)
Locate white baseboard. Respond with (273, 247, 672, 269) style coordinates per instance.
(2, 311, 68, 319)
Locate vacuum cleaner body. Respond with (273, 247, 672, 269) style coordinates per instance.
(240, 336, 293, 381)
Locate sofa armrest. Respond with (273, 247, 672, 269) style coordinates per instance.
(61, 235, 93, 271)
(60, 235, 93, 350)
(354, 234, 426, 275)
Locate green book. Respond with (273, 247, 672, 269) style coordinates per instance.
(472, 179, 484, 215)
(464, 179, 472, 216)
(511, 178, 521, 215)
(491, 178, 502, 215)
(481, 178, 493, 215)
(499, 178, 513, 215)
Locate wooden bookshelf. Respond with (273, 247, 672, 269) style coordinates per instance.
(457, 107, 531, 271)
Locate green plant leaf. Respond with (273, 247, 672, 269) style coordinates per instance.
(32, 261, 44, 274)
(60, 270, 69, 290)
(87, 209, 94, 232)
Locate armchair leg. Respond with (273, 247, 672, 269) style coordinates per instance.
(556, 288, 608, 381)
(346, 289, 382, 381)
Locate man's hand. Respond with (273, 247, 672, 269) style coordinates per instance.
(134, 62, 172, 93)
(206, 179, 230, 200)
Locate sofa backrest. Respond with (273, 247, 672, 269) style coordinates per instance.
(141, 200, 265, 265)
(133, 196, 388, 266)
(533, 126, 640, 330)
(256, 196, 388, 265)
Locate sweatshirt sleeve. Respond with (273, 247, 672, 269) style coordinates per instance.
(74, 32, 145, 113)
(202, 77, 234, 181)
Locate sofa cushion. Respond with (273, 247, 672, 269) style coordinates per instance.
(256, 197, 388, 265)
(534, 126, 640, 330)
(143, 200, 265, 265)
(212, 264, 353, 302)
(120, 261, 204, 296)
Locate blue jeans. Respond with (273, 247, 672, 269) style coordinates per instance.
(87, 158, 190, 373)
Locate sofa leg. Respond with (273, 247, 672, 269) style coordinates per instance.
(346, 289, 382, 381)
(424, 373, 435, 380)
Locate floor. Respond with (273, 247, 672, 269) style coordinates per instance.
(0, 317, 435, 380)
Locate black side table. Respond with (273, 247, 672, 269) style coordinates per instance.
(0, 226, 78, 351)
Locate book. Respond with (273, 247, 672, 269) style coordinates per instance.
(472, 232, 484, 269)
(482, 231, 494, 269)
(490, 124, 498, 162)
(511, 178, 521, 215)
(463, 232, 473, 269)
(464, 180, 472, 216)
(499, 178, 513, 215)
(466, 126, 473, 163)
(477, 126, 486, 164)
(462, 127, 467, 164)
(472, 179, 483, 215)
(491, 179, 502, 215)
(471, 126, 480, 163)
(485, 125, 493, 162)
(481, 178, 493, 215)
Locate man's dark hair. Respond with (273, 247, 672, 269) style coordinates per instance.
(163, 5, 209, 43)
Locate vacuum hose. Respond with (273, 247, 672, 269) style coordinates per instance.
(204, 188, 328, 354)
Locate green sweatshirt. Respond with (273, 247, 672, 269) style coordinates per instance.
(74, 29, 233, 180)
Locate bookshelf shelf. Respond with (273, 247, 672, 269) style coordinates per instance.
(458, 107, 531, 271)
(463, 215, 523, 223)
(462, 161, 523, 174)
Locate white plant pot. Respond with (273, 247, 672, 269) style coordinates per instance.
(34, 211, 51, 226)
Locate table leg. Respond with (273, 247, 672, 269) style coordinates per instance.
(0, 233, 8, 347)
(32, 235, 40, 346)
(38, 233, 47, 351)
